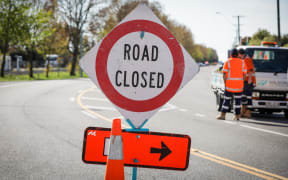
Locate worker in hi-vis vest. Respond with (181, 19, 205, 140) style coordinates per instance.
(216, 48, 247, 120)
(238, 48, 256, 118)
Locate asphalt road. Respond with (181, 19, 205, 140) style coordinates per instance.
(0, 66, 287, 180)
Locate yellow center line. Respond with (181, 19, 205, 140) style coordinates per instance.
(77, 87, 287, 180)
(191, 149, 288, 180)
(77, 87, 129, 128)
(191, 151, 277, 180)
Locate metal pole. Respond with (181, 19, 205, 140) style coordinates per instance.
(132, 167, 137, 180)
(277, 0, 281, 46)
(237, 16, 241, 45)
(80, 29, 83, 77)
(233, 15, 243, 46)
(125, 119, 149, 180)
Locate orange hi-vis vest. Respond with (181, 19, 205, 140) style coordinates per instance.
(222, 57, 247, 93)
(243, 55, 256, 86)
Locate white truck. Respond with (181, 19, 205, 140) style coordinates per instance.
(211, 45, 288, 118)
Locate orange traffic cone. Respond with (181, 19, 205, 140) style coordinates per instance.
(105, 119, 124, 180)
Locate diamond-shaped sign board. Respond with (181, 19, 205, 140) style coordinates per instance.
(80, 4, 199, 128)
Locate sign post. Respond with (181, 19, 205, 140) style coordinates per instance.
(124, 125, 149, 180)
(80, 4, 199, 179)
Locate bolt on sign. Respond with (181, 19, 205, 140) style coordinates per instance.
(82, 127, 191, 170)
(79, 4, 199, 128)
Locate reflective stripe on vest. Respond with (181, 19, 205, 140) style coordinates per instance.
(242, 58, 246, 73)
(228, 77, 244, 80)
(226, 87, 243, 92)
(227, 60, 231, 78)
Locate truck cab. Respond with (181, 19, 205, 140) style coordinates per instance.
(211, 45, 288, 118)
(240, 45, 288, 117)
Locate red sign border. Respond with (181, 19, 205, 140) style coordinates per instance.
(96, 20, 185, 112)
(82, 127, 191, 171)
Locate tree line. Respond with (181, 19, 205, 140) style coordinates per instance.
(241, 29, 288, 47)
(90, 0, 218, 63)
(0, 0, 218, 78)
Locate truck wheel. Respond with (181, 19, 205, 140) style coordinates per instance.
(284, 110, 288, 119)
(216, 94, 223, 112)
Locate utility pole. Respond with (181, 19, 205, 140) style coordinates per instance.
(237, 16, 240, 45)
(277, 0, 281, 46)
(233, 15, 244, 46)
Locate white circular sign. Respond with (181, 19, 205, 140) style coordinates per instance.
(107, 32, 173, 100)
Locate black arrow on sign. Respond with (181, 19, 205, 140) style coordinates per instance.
(150, 141, 172, 161)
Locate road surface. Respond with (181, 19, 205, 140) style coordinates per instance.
(0, 66, 287, 180)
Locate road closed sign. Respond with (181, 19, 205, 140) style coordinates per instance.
(80, 4, 199, 128)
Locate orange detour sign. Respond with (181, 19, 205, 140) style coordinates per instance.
(105, 119, 124, 180)
(82, 127, 191, 170)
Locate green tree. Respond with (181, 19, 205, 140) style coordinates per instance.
(191, 45, 204, 62)
(0, 0, 30, 77)
(280, 34, 288, 47)
(58, 0, 104, 76)
(246, 29, 288, 47)
(91, 0, 218, 63)
(23, 6, 53, 78)
(249, 29, 272, 46)
(91, 0, 199, 59)
(39, 1, 70, 78)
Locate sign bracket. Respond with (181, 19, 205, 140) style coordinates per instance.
(125, 119, 149, 180)
(126, 119, 149, 131)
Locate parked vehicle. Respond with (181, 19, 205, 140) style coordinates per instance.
(0, 56, 12, 71)
(211, 45, 288, 118)
(45, 54, 58, 67)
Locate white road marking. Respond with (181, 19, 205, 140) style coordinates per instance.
(89, 82, 96, 87)
(224, 121, 237, 125)
(194, 113, 206, 117)
(0, 82, 46, 89)
(159, 103, 177, 112)
(179, 108, 188, 112)
(69, 97, 75, 102)
(240, 125, 288, 137)
(81, 110, 98, 119)
(0, 84, 25, 89)
(0, 84, 18, 88)
(111, 116, 124, 120)
(85, 105, 117, 111)
(88, 88, 101, 93)
(81, 97, 108, 102)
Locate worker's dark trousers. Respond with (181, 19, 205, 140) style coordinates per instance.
(221, 90, 242, 115)
(242, 82, 254, 109)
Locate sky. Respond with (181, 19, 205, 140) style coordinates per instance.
(153, 0, 288, 61)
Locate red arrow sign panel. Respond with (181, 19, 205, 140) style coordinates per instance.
(82, 127, 191, 170)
